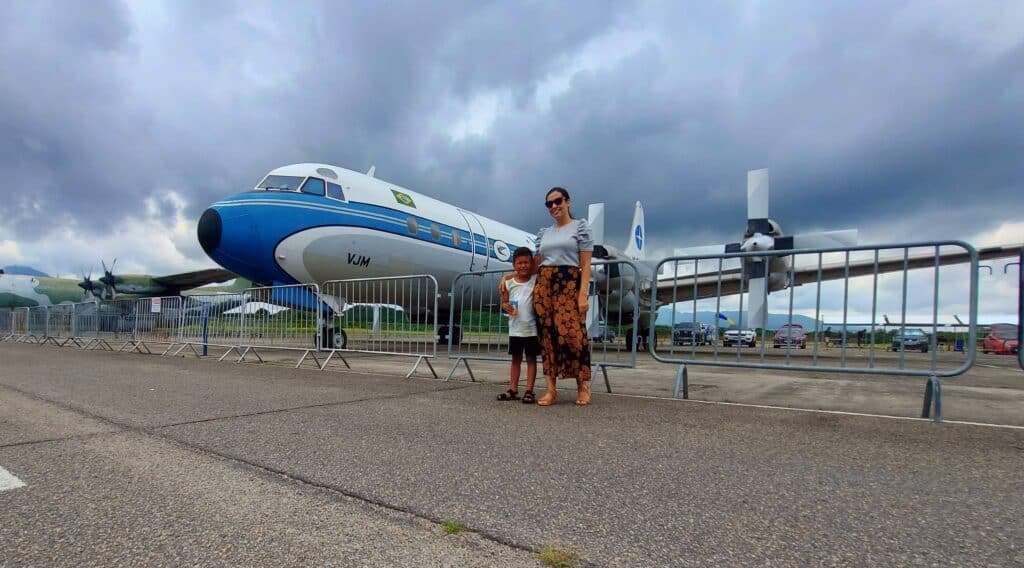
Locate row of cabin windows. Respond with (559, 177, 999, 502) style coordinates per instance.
(405, 218, 459, 246)
(404, 217, 483, 252)
(408, 217, 445, 241)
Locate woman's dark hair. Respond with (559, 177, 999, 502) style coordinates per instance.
(545, 186, 573, 219)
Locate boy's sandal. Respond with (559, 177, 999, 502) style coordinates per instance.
(497, 389, 519, 401)
(521, 390, 536, 404)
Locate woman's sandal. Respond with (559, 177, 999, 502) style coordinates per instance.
(497, 389, 519, 401)
(521, 390, 536, 404)
(576, 380, 592, 406)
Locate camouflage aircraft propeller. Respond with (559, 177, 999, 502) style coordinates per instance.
(100, 258, 119, 299)
(76, 266, 104, 300)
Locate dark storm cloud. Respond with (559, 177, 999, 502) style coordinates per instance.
(0, 0, 1020, 272)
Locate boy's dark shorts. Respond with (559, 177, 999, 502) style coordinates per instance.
(508, 336, 541, 358)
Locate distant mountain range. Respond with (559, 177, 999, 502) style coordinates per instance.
(656, 308, 824, 330)
(2, 265, 49, 277)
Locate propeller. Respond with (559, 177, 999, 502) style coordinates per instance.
(673, 169, 859, 329)
(78, 266, 100, 299)
(100, 258, 118, 299)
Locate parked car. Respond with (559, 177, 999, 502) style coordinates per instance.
(672, 322, 707, 346)
(723, 328, 756, 347)
(890, 328, 930, 353)
(773, 324, 807, 349)
(982, 324, 1019, 355)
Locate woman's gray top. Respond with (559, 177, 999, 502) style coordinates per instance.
(537, 218, 594, 267)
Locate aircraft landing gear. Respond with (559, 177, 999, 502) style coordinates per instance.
(437, 325, 462, 346)
(322, 326, 347, 350)
(625, 328, 653, 353)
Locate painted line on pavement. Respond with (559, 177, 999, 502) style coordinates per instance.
(0, 465, 26, 491)
(609, 392, 1024, 430)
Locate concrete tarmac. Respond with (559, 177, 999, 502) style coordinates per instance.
(1, 343, 1022, 566)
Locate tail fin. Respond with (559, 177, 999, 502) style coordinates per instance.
(623, 202, 645, 260)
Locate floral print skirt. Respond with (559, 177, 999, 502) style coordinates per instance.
(533, 266, 591, 382)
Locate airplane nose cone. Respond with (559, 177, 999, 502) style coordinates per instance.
(197, 208, 222, 255)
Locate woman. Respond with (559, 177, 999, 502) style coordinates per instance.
(503, 187, 594, 406)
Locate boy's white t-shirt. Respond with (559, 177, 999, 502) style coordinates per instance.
(505, 275, 538, 337)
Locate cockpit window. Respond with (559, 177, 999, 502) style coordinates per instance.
(258, 175, 304, 191)
(326, 182, 345, 201)
(301, 177, 326, 196)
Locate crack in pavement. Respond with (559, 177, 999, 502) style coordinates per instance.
(0, 430, 124, 450)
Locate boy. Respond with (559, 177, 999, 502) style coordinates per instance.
(497, 247, 540, 404)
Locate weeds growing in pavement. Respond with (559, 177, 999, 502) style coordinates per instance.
(442, 520, 466, 534)
(538, 545, 579, 568)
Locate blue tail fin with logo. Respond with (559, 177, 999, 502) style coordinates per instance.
(623, 202, 645, 261)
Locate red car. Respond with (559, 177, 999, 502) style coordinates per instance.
(982, 324, 1019, 355)
(773, 324, 807, 349)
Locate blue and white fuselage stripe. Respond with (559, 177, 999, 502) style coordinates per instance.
(206, 191, 531, 288)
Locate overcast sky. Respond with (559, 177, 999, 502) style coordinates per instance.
(0, 0, 1021, 316)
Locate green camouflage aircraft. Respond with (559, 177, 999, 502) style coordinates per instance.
(0, 265, 241, 308)
(95, 259, 246, 299)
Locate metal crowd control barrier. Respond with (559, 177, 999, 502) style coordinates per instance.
(71, 300, 106, 349)
(651, 241, 979, 422)
(1008, 251, 1023, 371)
(130, 297, 186, 355)
(234, 284, 324, 369)
(320, 276, 439, 377)
(445, 260, 642, 390)
(93, 298, 148, 353)
(45, 304, 75, 346)
(11, 307, 29, 342)
(0, 308, 12, 341)
(172, 294, 246, 359)
(27, 306, 48, 343)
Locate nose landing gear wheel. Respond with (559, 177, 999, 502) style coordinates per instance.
(322, 327, 347, 350)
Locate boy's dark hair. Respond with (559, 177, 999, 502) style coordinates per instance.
(512, 246, 533, 261)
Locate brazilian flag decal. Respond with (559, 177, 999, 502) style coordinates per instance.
(391, 189, 416, 208)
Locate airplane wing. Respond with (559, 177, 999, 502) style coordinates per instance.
(652, 243, 1023, 304)
(152, 268, 237, 289)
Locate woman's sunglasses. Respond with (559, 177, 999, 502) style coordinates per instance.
(544, 196, 565, 209)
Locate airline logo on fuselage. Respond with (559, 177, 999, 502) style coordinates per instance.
(493, 241, 511, 262)
(391, 189, 416, 208)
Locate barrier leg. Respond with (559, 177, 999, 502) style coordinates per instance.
(217, 346, 242, 362)
(237, 347, 265, 364)
(296, 350, 321, 369)
(921, 376, 942, 422)
(592, 363, 612, 393)
(318, 350, 351, 371)
(444, 357, 476, 382)
(673, 364, 689, 399)
(405, 356, 439, 379)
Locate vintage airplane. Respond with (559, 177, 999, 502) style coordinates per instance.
(91, 259, 242, 299)
(197, 163, 1022, 349)
(0, 266, 239, 308)
(197, 163, 647, 347)
(654, 169, 1023, 330)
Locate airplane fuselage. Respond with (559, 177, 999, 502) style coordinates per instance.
(0, 275, 85, 308)
(198, 163, 537, 312)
